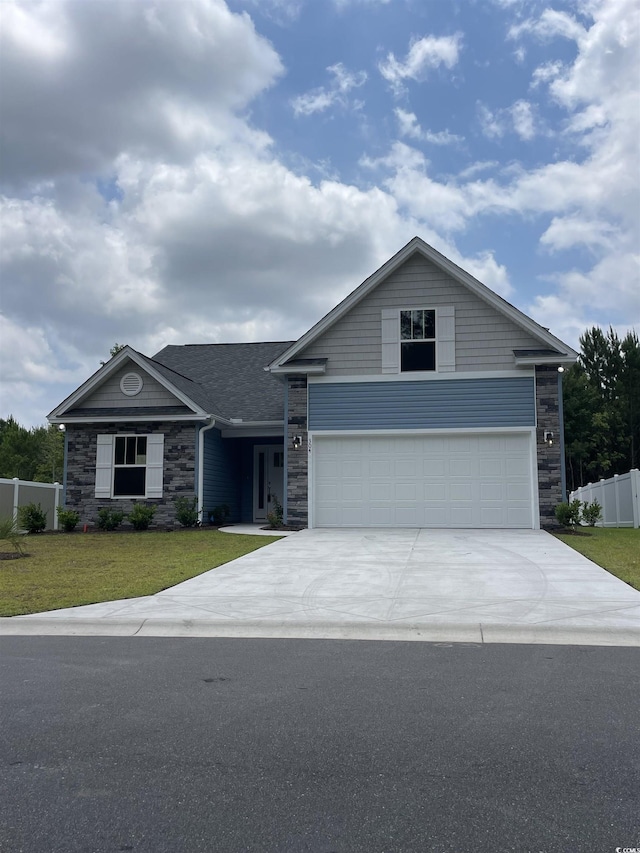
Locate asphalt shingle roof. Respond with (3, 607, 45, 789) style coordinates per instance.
(151, 341, 294, 422)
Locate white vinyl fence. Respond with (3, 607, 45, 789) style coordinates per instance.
(570, 469, 640, 528)
(0, 477, 64, 531)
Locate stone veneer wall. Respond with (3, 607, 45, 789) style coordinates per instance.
(65, 421, 197, 528)
(286, 376, 309, 526)
(535, 366, 563, 527)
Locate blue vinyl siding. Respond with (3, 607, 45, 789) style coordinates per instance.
(202, 428, 241, 522)
(309, 377, 535, 430)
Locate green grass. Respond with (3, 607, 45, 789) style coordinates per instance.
(0, 529, 282, 616)
(554, 527, 640, 591)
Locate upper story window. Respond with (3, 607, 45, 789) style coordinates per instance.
(113, 435, 147, 497)
(400, 309, 436, 372)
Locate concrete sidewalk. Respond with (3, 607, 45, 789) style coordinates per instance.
(3, 529, 640, 646)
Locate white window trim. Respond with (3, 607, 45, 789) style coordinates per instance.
(382, 306, 455, 375)
(95, 433, 164, 499)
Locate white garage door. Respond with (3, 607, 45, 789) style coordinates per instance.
(312, 433, 535, 529)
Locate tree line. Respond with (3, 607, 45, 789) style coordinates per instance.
(563, 327, 639, 492)
(0, 418, 65, 483)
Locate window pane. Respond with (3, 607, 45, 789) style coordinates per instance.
(114, 437, 125, 465)
(411, 310, 424, 340)
(258, 453, 265, 510)
(424, 310, 436, 339)
(125, 437, 136, 465)
(113, 467, 146, 496)
(136, 436, 147, 465)
(400, 311, 412, 340)
(401, 341, 436, 372)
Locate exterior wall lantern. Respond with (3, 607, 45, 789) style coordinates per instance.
(292, 435, 303, 450)
(544, 430, 554, 446)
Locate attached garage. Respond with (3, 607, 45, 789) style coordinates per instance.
(311, 432, 537, 529)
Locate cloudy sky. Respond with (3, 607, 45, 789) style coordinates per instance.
(1, 0, 638, 427)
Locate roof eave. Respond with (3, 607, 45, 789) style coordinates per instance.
(514, 355, 577, 367)
(49, 413, 210, 425)
(269, 364, 327, 376)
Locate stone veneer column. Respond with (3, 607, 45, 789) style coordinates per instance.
(535, 366, 563, 527)
(286, 376, 308, 526)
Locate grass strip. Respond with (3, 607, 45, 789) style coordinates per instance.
(0, 529, 282, 616)
(554, 527, 640, 591)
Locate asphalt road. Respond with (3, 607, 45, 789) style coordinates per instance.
(1, 638, 638, 853)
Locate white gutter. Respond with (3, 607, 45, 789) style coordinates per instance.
(197, 418, 217, 524)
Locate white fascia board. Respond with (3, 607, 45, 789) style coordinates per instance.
(268, 236, 578, 370)
(48, 345, 208, 420)
(308, 369, 534, 384)
(49, 414, 209, 424)
(269, 364, 327, 375)
(514, 355, 576, 367)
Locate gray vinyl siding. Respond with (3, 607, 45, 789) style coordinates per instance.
(309, 377, 536, 430)
(82, 364, 181, 409)
(299, 255, 545, 375)
(202, 428, 241, 522)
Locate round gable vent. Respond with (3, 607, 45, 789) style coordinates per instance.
(120, 372, 143, 397)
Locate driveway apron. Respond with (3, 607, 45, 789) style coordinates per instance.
(4, 529, 640, 645)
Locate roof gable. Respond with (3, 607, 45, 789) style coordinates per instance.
(48, 346, 208, 421)
(268, 237, 578, 370)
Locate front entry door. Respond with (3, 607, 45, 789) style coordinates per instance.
(253, 445, 284, 522)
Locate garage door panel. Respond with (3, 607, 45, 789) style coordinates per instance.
(313, 433, 534, 529)
(395, 482, 418, 501)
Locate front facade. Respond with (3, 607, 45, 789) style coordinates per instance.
(270, 238, 576, 530)
(50, 238, 576, 530)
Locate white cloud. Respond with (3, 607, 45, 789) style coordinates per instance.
(0, 0, 284, 186)
(540, 215, 619, 253)
(395, 109, 463, 145)
(379, 33, 462, 95)
(509, 9, 586, 43)
(510, 99, 536, 140)
(478, 100, 537, 140)
(291, 62, 367, 116)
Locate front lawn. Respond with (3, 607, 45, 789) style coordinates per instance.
(554, 527, 640, 591)
(0, 529, 282, 616)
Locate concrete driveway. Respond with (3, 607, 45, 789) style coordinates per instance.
(4, 528, 640, 645)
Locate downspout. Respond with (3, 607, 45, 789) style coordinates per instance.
(283, 379, 288, 524)
(197, 418, 217, 525)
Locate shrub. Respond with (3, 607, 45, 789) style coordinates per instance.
(555, 500, 583, 529)
(97, 508, 125, 531)
(175, 495, 199, 528)
(0, 516, 26, 555)
(56, 506, 80, 532)
(211, 504, 230, 525)
(128, 503, 156, 531)
(582, 500, 602, 527)
(17, 502, 47, 534)
(266, 493, 284, 529)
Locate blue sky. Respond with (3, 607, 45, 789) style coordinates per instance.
(1, 0, 638, 427)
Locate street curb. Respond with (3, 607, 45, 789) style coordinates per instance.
(2, 617, 640, 646)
